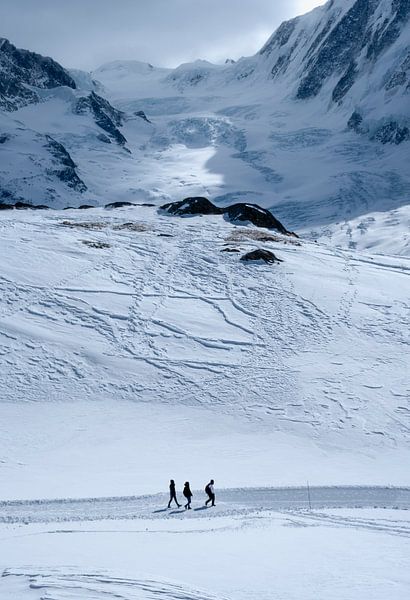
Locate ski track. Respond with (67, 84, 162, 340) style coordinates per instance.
(1, 487, 409, 525)
(0, 207, 409, 438)
(1, 569, 227, 600)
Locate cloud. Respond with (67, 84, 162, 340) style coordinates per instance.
(0, 0, 325, 70)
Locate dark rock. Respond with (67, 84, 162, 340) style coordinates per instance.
(0, 37, 76, 111)
(223, 203, 292, 235)
(240, 249, 283, 264)
(297, 0, 370, 100)
(158, 233, 174, 237)
(105, 201, 136, 209)
(134, 110, 152, 123)
(347, 111, 367, 134)
(13, 201, 49, 210)
(221, 248, 240, 253)
(260, 18, 298, 56)
(161, 198, 296, 236)
(372, 121, 410, 144)
(366, 0, 410, 62)
(45, 136, 87, 192)
(82, 240, 111, 249)
(78, 204, 95, 209)
(349, 112, 410, 144)
(332, 61, 358, 103)
(97, 133, 111, 144)
(75, 92, 128, 147)
(161, 197, 223, 216)
(260, 18, 301, 79)
(385, 51, 410, 91)
(0, 134, 10, 144)
(14, 201, 33, 209)
(0, 202, 14, 210)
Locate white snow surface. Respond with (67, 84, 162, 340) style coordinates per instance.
(1, 502, 410, 600)
(1, 3, 410, 597)
(0, 206, 409, 501)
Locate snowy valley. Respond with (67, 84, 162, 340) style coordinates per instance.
(1, 0, 410, 599)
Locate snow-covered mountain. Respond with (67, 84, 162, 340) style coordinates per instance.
(1, 0, 409, 252)
(1, 6, 410, 595)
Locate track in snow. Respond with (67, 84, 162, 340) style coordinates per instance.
(1, 486, 409, 524)
(1, 569, 228, 600)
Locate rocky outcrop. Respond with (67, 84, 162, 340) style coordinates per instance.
(0, 201, 49, 210)
(371, 121, 410, 145)
(161, 197, 224, 216)
(74, 92, 128, 147)
(105, 201, 136, 209)
(240, 249, 283, 264)
(224, 203, 292, 235)
(134, 110, 152, 123)
(347, 111, 367, 134)
(0, 38, 76, 111)
(161, 198, 295, 235)
(260, 0, 410, 112)
(295, 0, 410, 102)
(45, 136, 87, 192)
(348, 111, 410, 145)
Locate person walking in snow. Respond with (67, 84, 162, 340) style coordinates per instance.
(183, 481, 193, 510)
(167, 479, 181, 508)
(205, 479, 215, 507)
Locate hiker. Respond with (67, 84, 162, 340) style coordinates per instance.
(183, 481, 193, 509)
(205, 479, 215, 507)
(168, 479, 181, 508)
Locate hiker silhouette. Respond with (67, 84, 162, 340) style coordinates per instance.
(167, 479, 181, 508)
(183, 481, 193, 510)
(205, 479, 215, 507)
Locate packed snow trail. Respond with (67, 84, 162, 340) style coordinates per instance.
(1, 487, 409, 524)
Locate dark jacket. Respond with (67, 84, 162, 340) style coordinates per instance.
(170, 482, 176, 494)
(183, 485, 193, 499)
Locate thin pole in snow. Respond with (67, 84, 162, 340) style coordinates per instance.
(307, 480, 312, 511)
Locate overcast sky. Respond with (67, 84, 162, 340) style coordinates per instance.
(0, 0, 325, 71)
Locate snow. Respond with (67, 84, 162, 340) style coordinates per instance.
(0, 206, 409, 503)
(2, 0, 409, 253)
(1, 2, 410, 597)
(1, 505, 410, 599)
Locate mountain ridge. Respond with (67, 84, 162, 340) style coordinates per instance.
(0, 0, 409, 253)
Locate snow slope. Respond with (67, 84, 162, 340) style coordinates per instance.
(0, 206, 409, 501)
(1, 3, 410, 591)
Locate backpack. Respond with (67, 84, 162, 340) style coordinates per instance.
(205, 484, 211, 495)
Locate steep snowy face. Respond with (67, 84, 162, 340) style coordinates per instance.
(257, 0, 410, 138)
(259, 0, 409, 99)
(0, 38, 76, 111)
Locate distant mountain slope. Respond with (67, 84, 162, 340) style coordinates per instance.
(1, 0, 409, 252)
(257, 0, 410, 140)
(0, 39, 134, 205)
(0, 37, 76, 111)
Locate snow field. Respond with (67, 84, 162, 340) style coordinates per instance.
(1, 504, 410, 600)
(0, 204, 409, 600)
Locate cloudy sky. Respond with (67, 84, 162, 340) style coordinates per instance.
(0, 0, 325, 70)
